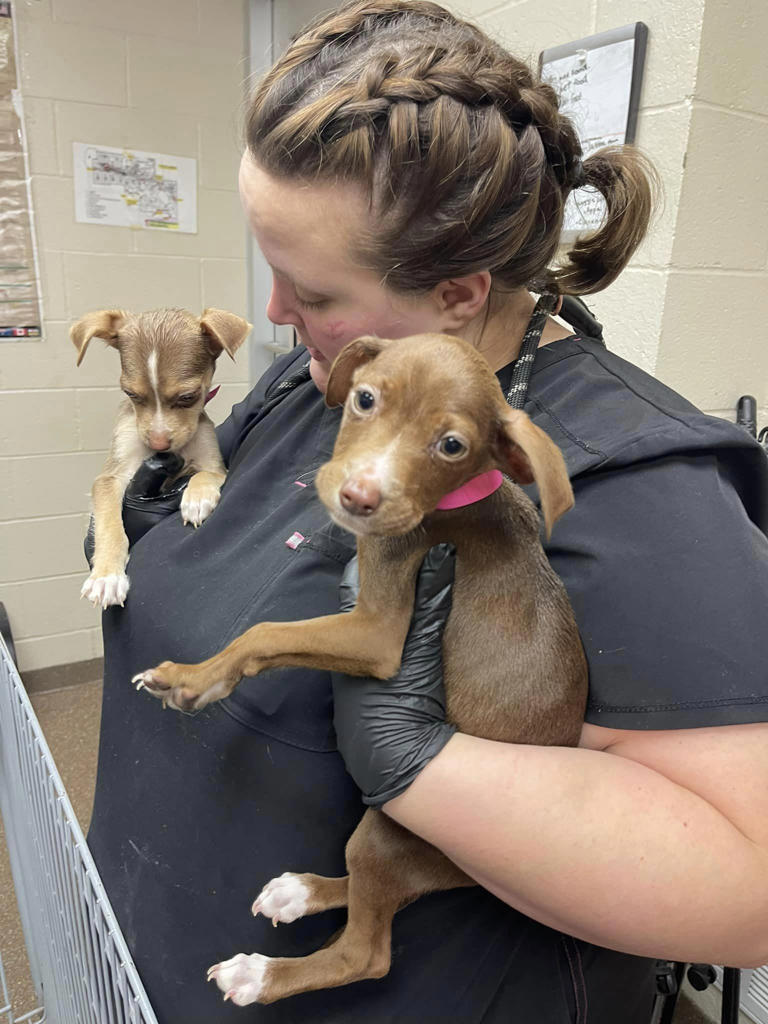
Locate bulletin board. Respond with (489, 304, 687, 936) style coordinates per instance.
(540, 23, 648, 239)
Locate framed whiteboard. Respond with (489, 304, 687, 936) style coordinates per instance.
(540, 23, 648, 239)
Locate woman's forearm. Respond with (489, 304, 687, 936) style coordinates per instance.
(384, 732, 768, 967)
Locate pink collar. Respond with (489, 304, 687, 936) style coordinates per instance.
(436, 469, 503, 510)
(204, 385, 220, 405)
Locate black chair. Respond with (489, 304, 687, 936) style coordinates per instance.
(651, 962, 741, 1024)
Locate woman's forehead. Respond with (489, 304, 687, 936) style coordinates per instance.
(239, 154, 366, 265)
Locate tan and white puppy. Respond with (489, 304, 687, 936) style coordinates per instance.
(72, 306, 251, 609)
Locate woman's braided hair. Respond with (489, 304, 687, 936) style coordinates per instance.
(245, 0, 657, 296)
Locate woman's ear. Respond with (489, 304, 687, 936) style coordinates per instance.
(495, 408, 574, 538)
(431, 272, 492, 330)
(325, 336, 389, 407)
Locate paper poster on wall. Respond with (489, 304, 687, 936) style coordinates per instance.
(540, 24, 647, 239)
(73, 142, 197, 232)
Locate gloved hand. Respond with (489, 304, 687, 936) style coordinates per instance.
(84, 453, 190, 569)
(332, 543, 456, 808)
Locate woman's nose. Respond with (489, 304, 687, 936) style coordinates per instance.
(266, 276, 302, 328)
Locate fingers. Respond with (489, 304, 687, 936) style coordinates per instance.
(411, 543, 456, 633)
(339, 543, 456, 617)
(338, 554, 360, 613)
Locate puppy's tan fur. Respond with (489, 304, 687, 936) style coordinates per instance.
(72, 307, 250, 608)
(134, 332, 588, 1006)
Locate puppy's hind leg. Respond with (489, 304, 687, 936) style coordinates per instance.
(208, 810, 474, 1006)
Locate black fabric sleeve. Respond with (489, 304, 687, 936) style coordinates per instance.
(215, 348, 307, 467)
(545, 450, 768, 729)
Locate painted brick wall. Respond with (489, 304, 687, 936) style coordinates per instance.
(0, 0, 251, 673)
(451, 0, 766, 426)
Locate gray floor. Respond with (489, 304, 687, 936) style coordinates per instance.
(0, 677, 722, 1023)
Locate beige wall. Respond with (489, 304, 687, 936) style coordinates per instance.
(0, 0, 250, 674)
(656, 0, 768, 420)
(451, 0, 766, 425)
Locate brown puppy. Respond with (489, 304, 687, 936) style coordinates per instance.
(133, 332, 588, 1005)
(72, 307, 251, 609)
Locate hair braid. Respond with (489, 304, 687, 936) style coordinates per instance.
(245, 0, 656, 296)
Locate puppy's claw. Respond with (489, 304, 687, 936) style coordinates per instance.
(181, 487, 220, 528)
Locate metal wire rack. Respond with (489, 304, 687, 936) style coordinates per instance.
(0, 634, 158, 1024)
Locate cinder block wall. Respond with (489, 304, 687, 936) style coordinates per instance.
(450, 0, 766, 426)
(0, 0, 250, 675)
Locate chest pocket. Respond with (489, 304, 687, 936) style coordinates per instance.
(220, 477, 357, 752)
(303, 518, 358, 565)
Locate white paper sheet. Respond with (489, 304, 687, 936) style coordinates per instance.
(73, 142, 197, 233)
(542, 37, 635, 236)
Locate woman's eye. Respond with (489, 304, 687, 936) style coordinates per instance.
(295, 294, 327, 311)
(353, 389, 376, 413)
(438, 435, 467, 458)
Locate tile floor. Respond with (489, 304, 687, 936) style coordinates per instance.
(0, 677, 724, 1024)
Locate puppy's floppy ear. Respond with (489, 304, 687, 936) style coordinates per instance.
(199, 308, 252, 361)
(496, 408, 573, 539)
(324, 335, 389, 408)
(70, 309, 127, 366)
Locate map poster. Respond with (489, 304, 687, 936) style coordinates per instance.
(73, 142, 197, 233)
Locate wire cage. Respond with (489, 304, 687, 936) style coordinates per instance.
(0, 634, 158, 1024)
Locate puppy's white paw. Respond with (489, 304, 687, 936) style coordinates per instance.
(81, 572, 130, 609)
(252, 872, 309, 925)
(181, 485, 220, 528)
(207, 952, 271, 1006)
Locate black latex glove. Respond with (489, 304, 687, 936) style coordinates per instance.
(84, 453, 190, 569)
(332, 543, 457, 808)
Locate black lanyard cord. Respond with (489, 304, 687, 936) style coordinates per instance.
(505, 293, 558, 410)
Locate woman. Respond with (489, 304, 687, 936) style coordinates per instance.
(87, 2, 768, 1022)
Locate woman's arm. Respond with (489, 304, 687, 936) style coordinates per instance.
(384, 721, 768, 968)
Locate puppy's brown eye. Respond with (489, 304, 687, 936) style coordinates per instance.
(124, 390, 144, 404)
(438, 436, 467, 459)
(353, 389, 376, 414)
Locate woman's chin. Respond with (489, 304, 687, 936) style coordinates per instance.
(309, 354, 330, 393)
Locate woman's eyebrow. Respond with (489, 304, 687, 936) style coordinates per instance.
(269, 262, 325, 294)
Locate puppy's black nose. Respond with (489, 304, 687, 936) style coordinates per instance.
(340, 478, 381, 516)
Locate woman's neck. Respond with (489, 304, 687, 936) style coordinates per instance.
(462, 289, 574, 373)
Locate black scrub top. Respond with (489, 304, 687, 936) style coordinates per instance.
(87, 334, 768, 1024)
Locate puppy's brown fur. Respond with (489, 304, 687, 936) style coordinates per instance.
(72, 307, 250, 609)
(134, 332, 588, 1005)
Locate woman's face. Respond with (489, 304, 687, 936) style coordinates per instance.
(239, 152, 447, 393)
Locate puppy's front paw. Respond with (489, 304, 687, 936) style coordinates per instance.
(132, 661, 235, 712)
(208, 953, 272, 1006)
(181, 482, 220, 528)
(81, 571, 130, 609)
